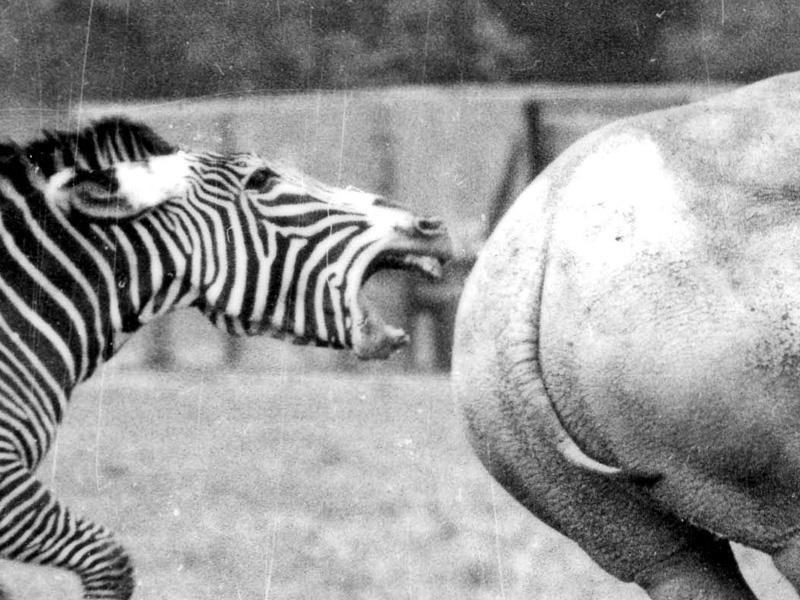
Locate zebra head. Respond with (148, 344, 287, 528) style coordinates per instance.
(30, 117, 452, 360)
(196, 155, 453, 359)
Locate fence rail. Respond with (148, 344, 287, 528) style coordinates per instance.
(1, 83, 731, 372)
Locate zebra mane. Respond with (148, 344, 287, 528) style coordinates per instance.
(24, 117, 176, 177)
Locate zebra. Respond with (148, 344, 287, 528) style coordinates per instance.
(0, 117, 451, 599)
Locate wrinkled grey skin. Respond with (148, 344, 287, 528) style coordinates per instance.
(453, 72, 800, 599)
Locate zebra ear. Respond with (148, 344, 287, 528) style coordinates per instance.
(48, 168, 147, 221)
(47, 154, 191, 221)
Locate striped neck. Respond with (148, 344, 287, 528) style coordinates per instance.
(0, 189, 202, 391)
(0, 183, 115, 392)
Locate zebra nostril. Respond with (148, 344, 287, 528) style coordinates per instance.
(414, 217, 445, 236)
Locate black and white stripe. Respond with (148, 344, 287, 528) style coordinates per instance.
(0, 117, 448, 599)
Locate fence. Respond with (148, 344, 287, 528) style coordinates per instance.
(0, 83, 730, 372)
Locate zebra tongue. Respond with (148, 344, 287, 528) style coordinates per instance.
(351, 296, 409, 360)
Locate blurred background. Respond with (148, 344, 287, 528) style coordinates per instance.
(2, 1, 800, 598)
(5, 0, 791, 373)
(5, 0, 800, 102)
(5, 0, 800, 373)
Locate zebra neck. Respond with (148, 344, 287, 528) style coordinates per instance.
(0, 191, 198, 392)
(93, 217, 200, 355)
(0, 193, 122, 397)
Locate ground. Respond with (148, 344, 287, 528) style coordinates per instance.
(0, 368, 792, 599)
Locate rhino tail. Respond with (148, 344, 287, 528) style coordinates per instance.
(554, 434, 624, 476)
(549, 401, 660, 483)
(529, 255, 656, 483)
(510, 337, 654, 481)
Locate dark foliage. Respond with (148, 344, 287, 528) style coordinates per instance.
(2, 0, 799, 108)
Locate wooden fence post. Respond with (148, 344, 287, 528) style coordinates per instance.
(486, 100, 546, 236)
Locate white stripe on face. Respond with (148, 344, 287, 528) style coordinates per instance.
(112, 153, 192, 213)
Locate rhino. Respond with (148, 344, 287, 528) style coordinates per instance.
(452, 72, 800, 599)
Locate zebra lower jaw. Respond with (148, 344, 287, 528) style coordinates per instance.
(350, 246, 449, 360)
(350, 295, 410, 360)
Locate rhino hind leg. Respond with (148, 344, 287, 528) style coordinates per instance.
(484, 443, 757, 599)
(456, 357, 758, 600)
(635, 537, 758, 600)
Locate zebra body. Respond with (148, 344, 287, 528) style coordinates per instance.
(0, 118, 450, 598)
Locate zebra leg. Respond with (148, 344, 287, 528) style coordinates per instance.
(0, 460, 134, 599)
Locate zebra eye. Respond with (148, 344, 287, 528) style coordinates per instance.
(244, 168, 276, 190)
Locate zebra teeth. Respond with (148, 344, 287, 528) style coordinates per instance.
(371, 251, 445, 282)
(400, 254, 443, 280)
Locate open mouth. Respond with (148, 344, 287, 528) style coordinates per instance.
(348, 235, 453, 360)
(196, 222, 453, 360)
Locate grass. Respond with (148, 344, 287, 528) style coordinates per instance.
(0, 367, 793, 599)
